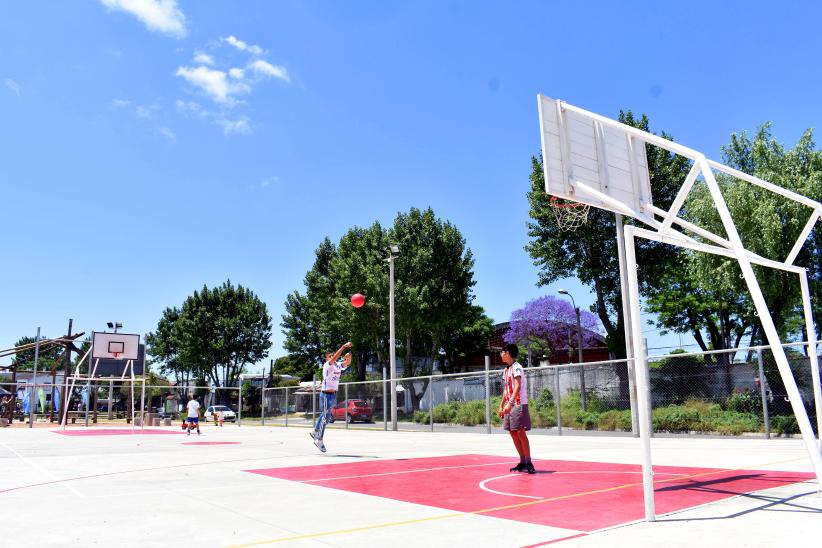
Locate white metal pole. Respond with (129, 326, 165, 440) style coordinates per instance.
(382, 366, 387, 431)
(625, 226, 656, 521)
(345, 382, 349, 430)
(429, 376, 434, 432)
(285, 386, 289, 427)
(555, 366, 562, 436)
(757, 351, 770, 439)
(699, 157, 822, 482)
(484, 355, 491, 434)
(389, 256, 398, 431)
(574, 305, 586, 411)
(799, 271, 822, 449)
(29, 327, 40, 428)
(616, 214, 640, 436)
(237, 376, 242, 427)
(140, 343, 146, 430)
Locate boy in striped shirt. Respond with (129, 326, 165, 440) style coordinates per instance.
(498, 343, 535, 474)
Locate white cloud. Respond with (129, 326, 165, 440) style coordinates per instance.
(135, 104, 160, 119)
(176, 65, 252, 105)
(111, 98, 132, 108)
(219, 116, 251, 135)
(221, 35, 264, 56)
(248, 59, 290, 83)
(193, 52, 214, 65)
(175, 99, 208, 118)
(100, 0, 187, 38)
(4, 79, 21, 96)
(228, 68, 245, 80)
(157, 126, 176, 142)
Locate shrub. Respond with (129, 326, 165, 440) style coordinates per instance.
(653, 405, 702, 431)
(724, 391, 762, 416)
(575, 410, 600, 430)
(772, 415, 799, 436)
(532, 389, 554, 412)
(598, 410, 633, 431)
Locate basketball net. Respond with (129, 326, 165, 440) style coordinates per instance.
(111, 352, 122, 360)
(550, 196, 590, 231)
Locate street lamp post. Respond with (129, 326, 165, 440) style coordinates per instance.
(387, 244, 400, 431)
(558, 289, 587, 411)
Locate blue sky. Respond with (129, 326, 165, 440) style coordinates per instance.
(2, 1, 822, 373)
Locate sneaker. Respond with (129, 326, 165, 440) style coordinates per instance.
(187, 430, 190, 436)
(313, 437, 326, 453)
(525, 463, 536, 475)
(309, 430, 317, 441)
(509, 462, 525, 473)
(197, 430, 201, 435)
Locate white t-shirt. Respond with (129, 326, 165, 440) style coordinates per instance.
(503, 362, 528, 406)
(186, 399, 200, 418)
(321, 360, 347, 392)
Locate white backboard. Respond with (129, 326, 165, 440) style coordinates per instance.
(538, 95, 654, 218)
(92, 332, 140, 360)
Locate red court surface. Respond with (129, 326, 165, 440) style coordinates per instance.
(245, 454, 813, 532)
(52, 428, 183, 436)
(181, 441, 241, 445)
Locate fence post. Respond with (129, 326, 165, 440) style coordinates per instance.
(383, 366, 387, 431)
(261, 385, 266, 426)
(311, 374, 316, 427)
(554, 366, 562, 436)
(345, 382, 349, 430)
(429, 376, 434, 432)
(757, 351, 770, 439)
(485, 355, 491, 434)
(237, 377, 242, 427)
(30, 327, 40, 428)
(285, 387, 289, 427)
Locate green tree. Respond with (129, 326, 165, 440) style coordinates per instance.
(269, 354, 313, 381)
(148, 280, 272, 390)
(281, 207, 491, 410)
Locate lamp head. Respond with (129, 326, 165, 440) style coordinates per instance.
(558, 289, 569, 295)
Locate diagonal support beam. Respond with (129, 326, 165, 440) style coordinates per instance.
(660, 162, 701, 234)
(785, 209, 822, 265)
(698, 156, 822, 478)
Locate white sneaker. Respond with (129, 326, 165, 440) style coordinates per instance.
(313, 437, 326, 453)
(309, 430, 317, 441)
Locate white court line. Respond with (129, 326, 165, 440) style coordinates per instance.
(480, 474, 543, 499)
(0, 440, 84, 498)
(300, 460, 516, 483)
(478, 470, 689, 500)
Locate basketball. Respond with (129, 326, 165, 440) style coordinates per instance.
(351, 293, 365, 308)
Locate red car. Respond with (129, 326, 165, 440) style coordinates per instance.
(329, 399, 373, 423)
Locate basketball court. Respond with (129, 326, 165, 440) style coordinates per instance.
(0, 424, 818, 547)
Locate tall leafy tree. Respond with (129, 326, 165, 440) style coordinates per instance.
(281, 207, 491, 409)
(148, 280, 272, 390)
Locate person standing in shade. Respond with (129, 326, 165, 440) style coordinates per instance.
(310, 341, 353, 452)
(186, 394, 201, 436)
(498, 343, 535, 474)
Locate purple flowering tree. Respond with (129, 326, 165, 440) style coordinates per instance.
(504, 296, 603, 361)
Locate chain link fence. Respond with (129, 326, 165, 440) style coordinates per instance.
(4, 342, 818, 437)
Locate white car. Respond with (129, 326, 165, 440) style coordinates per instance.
(204, 405, 237, 422)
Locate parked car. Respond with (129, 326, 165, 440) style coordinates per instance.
(329, 399, 372, 423)
(204, 405, 237, 422)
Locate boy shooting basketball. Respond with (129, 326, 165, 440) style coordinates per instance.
(310, 341, 353, 452)
(499, 344, 535, 474)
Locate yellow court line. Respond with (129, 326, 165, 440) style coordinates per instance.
(227, 457, 808, 547)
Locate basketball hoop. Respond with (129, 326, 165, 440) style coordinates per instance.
(550, 196, 590, 231)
